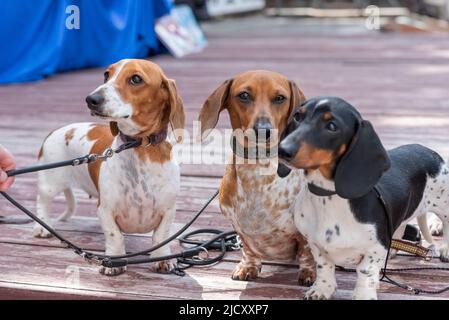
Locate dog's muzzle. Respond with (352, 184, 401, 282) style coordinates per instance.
(86, 93, 105, 111)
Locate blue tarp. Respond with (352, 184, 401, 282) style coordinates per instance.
(0, 0, 171, 84)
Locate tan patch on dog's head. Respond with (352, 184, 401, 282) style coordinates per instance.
(290, 143, 334, 168)
(106, 60, 185, 141)
(198, 70, 305, 141)
(323, 112, 333, 121)
(290, 143, 346, 179)
(86, 124, 114, 193)
(228, 71, 292, 134)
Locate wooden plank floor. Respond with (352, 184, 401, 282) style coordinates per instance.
(1, 15, 449, 299)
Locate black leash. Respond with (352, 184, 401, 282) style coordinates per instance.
(177, 229, 241, 268)
(0, 189, 234, 267)
(5, 140, 141, 177)
(0, 139, 238, 276)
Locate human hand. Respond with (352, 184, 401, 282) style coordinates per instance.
(0, 145, 16, 191)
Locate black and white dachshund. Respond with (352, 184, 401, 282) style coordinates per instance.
(277, 96, 449, 300)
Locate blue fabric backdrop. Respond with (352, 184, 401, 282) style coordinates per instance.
(0, 0, 171, 84)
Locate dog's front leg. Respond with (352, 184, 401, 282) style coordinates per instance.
(297, 236, 316, 286)
(98, 206, 127, 276)
(439, 220, 449, 262)
(150, 204, 177, 273)
(303, 244, 336, 300)
(353, 247, 386, 300)
(232, 240, 262, 281)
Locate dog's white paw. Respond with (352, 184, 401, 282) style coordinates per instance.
(429, 215, 443, 236)
(353, 287, 377, 300)
(303, 284, 335, 300)
(428, 244, 439, 258)
(99, 266, 127, 276)
(57, 213, 70, 222)
(33, 224, 52, 238)
(388, 248, 398, 259)
(440, 245, 449, 262)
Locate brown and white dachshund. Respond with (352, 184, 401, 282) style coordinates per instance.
(35, 59, 185, 276)
(198, 70, 316, 285)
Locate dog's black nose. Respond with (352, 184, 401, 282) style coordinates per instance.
(278, 143, 295, 161)
(253, 118, 272, 141)
(86, 93, 104, 110)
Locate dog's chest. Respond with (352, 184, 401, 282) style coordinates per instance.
(296, 189, 379, 265)
(99, 149, 179, 233)
(221, 168, 301, 260)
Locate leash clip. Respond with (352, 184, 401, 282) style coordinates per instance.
(72, 157, 89, 166)
(144, 136, 154, 148)
(407, 285, 420, 295)
(80, 252, 103, 266)
(231, 235, 242, 250)
(193, 247, 209, 261)
(89, 256, 103, 266)
(88, 154, 98, 162)
(99, 148, 114, 161)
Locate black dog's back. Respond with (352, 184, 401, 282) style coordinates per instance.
(350, 144, 445, 247)
(379, 144, 444, 227)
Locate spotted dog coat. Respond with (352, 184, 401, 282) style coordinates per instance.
(34, 59, 185, 276)
(278, 96, 449, 300)
(199, 71, 316, 285)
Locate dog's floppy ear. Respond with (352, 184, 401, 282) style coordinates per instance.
(275, 81, 305, 179)
(109, 121, 119, 136)
(163, 78, 185, 143)
(198, 79, 233, 140)
(334, 120, 390, 199)
(288, 81, 306, 121)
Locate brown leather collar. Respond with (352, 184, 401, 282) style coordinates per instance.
(119, 128, 168, 146)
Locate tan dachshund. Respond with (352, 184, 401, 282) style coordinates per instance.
(198, 70, 316, 285)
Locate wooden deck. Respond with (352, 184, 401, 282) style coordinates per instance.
(1, 15, 449, 300)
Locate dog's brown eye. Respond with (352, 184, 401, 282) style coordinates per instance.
(326, 122, 337, 132)
(238, 92, 250, 102)
(129, 75, 143, 85)
(104, 72, 109, 83)
(274, 95, 286, 104)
